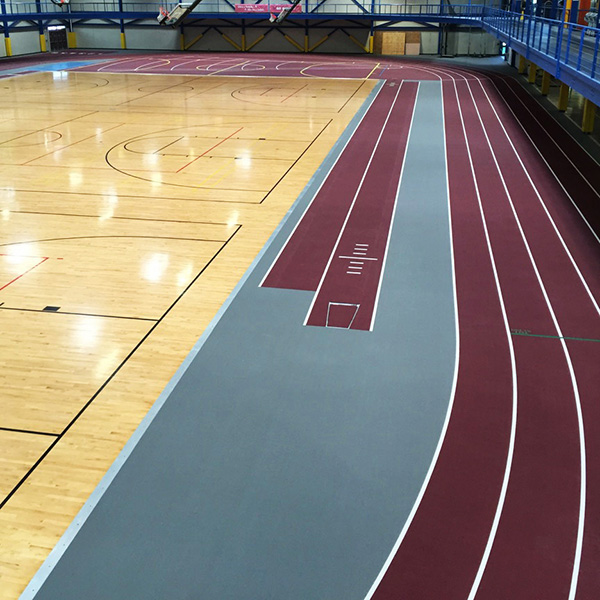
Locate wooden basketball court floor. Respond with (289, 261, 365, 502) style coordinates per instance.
(0, 65, 376, 598)
(2, 52, 600, 600)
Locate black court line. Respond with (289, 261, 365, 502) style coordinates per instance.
(0, 129, 63, 147)
(337, 79, 369, 113)
(0, 187, 264, 205)
(0, 427, 59, 437)
(0, 306, 159, 322)
(116, 76, 205, 106)
(0, 224, 241, 511)
(0, 234, 225, 247)
(260, 119, 333, 204)
(6, 211, 240, 227)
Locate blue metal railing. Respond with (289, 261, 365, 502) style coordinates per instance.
(483, 8, 600, 83)
(0, 0, 488, 17)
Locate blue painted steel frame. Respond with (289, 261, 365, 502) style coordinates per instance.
(483, 8, 600, 105)
(0, 0, 598, 106)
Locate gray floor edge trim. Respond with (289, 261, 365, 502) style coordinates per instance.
(18, 77, 386, 600)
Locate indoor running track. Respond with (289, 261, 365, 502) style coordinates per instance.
(20, 55, 600, 600)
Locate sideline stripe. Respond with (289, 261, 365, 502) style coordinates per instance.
(19, 78, 386, 600)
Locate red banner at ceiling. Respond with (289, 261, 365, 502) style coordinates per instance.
(234, 3, 302, 12)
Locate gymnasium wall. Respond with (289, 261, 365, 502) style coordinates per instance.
(0, 0, 500, 57)
(6, 29, 41, 56)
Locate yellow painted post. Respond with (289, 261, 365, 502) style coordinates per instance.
(309, 34, 329, 52)
(4, 36, 11, 57)
(582, 99, 596, 133)
(246, 34, 264, 51)
(242, 33, 246, 51)
(180, 33, 185, 51)
(39, 34, 47, 52)
(67, 32, 77, 48)
(558, 83, 570, 111)
(184, 32, 204, 50)
(368, 33, 374, 54)
(120, 32, 127, 49)
(518, 54, 527, 73)
(221, 33, 241, 51)
(304, 34, 308, 52)
(541, 70, 551, 95)
(284, 34, 304, 52)
(528, 62, 537, 83)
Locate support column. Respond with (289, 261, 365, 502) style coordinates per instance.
(0, 0, 10, 56)
(541, 70, 551, 95)
(304, 21, 308, 52)
(582, 98, 596, 133)
(518, 54, 527, 73)
(119, 1, 125, 49)
(36, 0, 46, 52)
(528, 62, 537, 83)
(558, 82, 570, 111)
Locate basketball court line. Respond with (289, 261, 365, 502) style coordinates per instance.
(259, 81, 385, 288)
(0, 223, 242, 514)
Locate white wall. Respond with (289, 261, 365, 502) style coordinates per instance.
(421, 31, 439, 54)
(10, 30, 41, 55)
(74, 25, 121, 49)
(455, 29, 499, 55)
(127, 25, 180, 50)
(0, 39, 6, 58)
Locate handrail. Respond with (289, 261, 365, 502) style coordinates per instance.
(483, 8, 599, 83)
(0, 0, 488, 16)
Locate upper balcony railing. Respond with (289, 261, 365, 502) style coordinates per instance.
(483, 8, 600, 83)
(0, 0, 489, 18)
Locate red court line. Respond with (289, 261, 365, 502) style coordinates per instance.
(0, 256, 49, 291)
(175, 127, 243, 173)
(261, 83, 399, 292)
(304, 82, 418, 331)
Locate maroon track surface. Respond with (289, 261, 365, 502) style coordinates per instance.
(19, 52, 600, 598)
(262, 81, 418, 330)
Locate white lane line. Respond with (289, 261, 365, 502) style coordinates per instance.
(488, 80, 600, 248)
(303, 82, 407, 326)
(498, 76, 600, 189)
(369, 84, 419, 332)
(363, 76, 462, 600)
(476, 79, 600, 317)
(464, 78, 586, 600)
(338, 255, 377, 261)
(258, 82, 386, 288)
